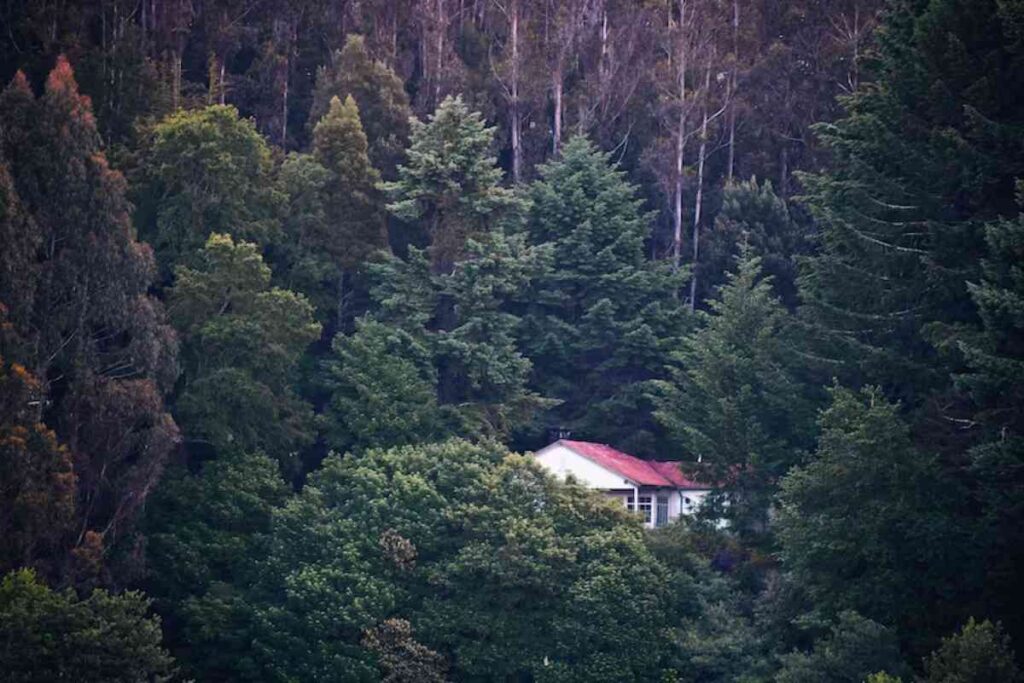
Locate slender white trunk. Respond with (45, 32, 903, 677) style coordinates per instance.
(510, 0, 522, 182)
(552, 65, 563, 154)
(672, 0, 688, 271)
(726, 0, 738, 182)
(688, 57, 713, 310)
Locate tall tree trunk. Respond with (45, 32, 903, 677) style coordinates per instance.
(552, 63, 563, 154)
(672, 0, 688, 272)
(726, 0, 739, 182)
(688, 56, 712, 310)
(510, 0, 522, 182)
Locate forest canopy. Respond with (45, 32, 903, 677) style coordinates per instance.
(0, 0, 1022, 680)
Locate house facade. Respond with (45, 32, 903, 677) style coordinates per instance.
(534, 439, 712, 528)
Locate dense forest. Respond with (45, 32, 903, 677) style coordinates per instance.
(0, 0, 1022, 680)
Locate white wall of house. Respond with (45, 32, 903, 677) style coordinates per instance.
(535, 443, 634, 490)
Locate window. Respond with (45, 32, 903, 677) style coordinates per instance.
(683, 496, 693, 514)
(637, 496, 652, 524)
(625, 495, 634, 512)
(656, 495, 669, 527)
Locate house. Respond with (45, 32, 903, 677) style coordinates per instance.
(534, 439, 713, 528)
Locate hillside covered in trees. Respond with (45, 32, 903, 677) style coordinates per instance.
(0, 0, 1023, 680)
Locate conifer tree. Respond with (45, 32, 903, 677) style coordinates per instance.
(168, 233, 320, 471)
(382, 95, 524, 272)
(777, 386, 977, 651)
(651, 246, 817, 535)
(309, 34, 413, 178)
(0, 58, 178, 586)
(955, 184, 1024, 640)
(313, 95, 386, 327)
(522, 136, 689, 456)
(799, 0, 1024, 408)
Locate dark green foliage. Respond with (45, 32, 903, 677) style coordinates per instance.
(799, 0, 1024, 405)
(777, 386, 977, 650)
(776, 611, 909, 683)
(322, 318, 444, 454)
(652, 247, 818, 536)
(134, 105, 283, 277)
(924, 618, 1021, 683)
(143, 449, 290, 681)
(323, 236, 550, 453)
(309, 34, 412, 178)
(0, 568, 174, 682)
(382, 95, 524, 272)
(168, 233, 320, 469)
(698, 178, 807, 309)
(522, 137, 689, 456)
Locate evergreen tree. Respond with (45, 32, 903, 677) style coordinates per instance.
(382, 95, 524, 272)
(313, 94, 386, 327)
(698, 178, 807, 310)
(0, 568, 174, 682)
(776, 386, 977, 651)
(134, 105, 283, 277)
(323, 235, 550, 452)
(924, 618, 1020, 683)
(308, 34, 413, 178)
(168, 233, 320, 471)
(651, 246, 817, 536)
(522, 136, 689, 456)
(0, 58, 178, 586)
(799, 0, 1024, 411)
(955, 186, 1024, 637)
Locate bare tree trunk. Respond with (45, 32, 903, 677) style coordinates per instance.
(688, 57, 713, 310)
(281, 56, 289, 147)
(726, 0, 738, 182)
(552, 63, 563, 154)
(672, 0, 688, 272)
(510, 0, 522, 182)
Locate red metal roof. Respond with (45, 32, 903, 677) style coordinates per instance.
(558, 440, 709, 489)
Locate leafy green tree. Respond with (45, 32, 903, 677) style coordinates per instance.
(168, 233, 320, 469)
(776, 386, 977, 650)
(697, 178, 807, 309)
(142, 449, 290, 681)
(775, 611, 909, 683)
(309, 34, 413, 177)
(652, 247, 818, 536)
(0, 58, 178, 586)
(245, 440, 683, 682)
(0, 568, 174, 682)
(382, 95, 524, 272)
(522, 136, 689, 456)
(362, 619, 449, 683)
(134, 105, 283, 277)
(924, 618, 1021, 683)
(798, 0, 1024, 408)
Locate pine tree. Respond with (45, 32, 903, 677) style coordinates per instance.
(168, 233, 320, 472)
(651, 246, 817, 536)
(382, 95, 524, 272)
(309, 34, 413, 178)
(776, 386, 978, 651)
(521, 136, 690, 456)
(313, 95, 386, 327)
(799, 0, 1024, 411)
(698, 178, 807, 309)
(955, 183, 1024, 642)
(0, 58, 178, 586)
